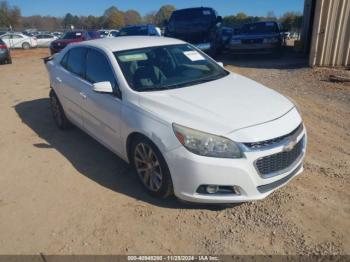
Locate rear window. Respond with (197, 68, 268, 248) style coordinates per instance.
(240, 22, 279, 35)
(170, 8, 215, 22)
(119, 26, 149, 36)
(87, 31, 100, 39)
(62, 32, 83, 40)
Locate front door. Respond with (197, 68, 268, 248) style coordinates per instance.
(81, 48, 123, 154)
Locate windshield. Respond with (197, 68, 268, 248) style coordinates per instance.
(61, 32, 83, 39)
(170, 9, 215, 22)
(240, 22, 279, 35)
(119, 26, 148, 36)
(114, 44, 228, 92)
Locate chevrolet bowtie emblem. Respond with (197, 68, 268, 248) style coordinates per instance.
(283, 138, 297, 152)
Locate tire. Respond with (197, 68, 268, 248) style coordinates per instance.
(131, 136, 173, 198)
(7, 57, 12, 64)
(22, 42, 30, 50)
(49, 90, 71, 130)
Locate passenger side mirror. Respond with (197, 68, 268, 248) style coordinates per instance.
(93, 81, 114, 94)
(217, 61, 224, 67)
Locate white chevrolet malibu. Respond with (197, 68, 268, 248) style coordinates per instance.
(45, 36, 307, 203)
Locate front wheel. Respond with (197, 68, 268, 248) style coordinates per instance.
(131, 137, 173, 198)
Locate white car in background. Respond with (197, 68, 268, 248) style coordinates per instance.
(0, 33, 37, 49)
(45, 37, 306, 204)
(98, 29, 119, 38)
(36, 34, 58, 47)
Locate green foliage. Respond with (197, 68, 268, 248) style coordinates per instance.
(223, 12, 262, 27)
(154, 5, 176, 26)
(0, 0, 21, 29)
(280, 12, 303, 32)
(124, 10, 142, 25)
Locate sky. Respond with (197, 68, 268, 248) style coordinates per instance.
(7, 0, 305, 17)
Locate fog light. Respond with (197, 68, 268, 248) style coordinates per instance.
(233, 185, 242, 195)
(206, 185, 219, 194)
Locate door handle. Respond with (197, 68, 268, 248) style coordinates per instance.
(79, 92, 87, 99)
(55, 77, 62, 83)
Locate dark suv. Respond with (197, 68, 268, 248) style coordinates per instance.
(0, 38, 11, 64)
(50, 31, 100, 55)
(119, 24, 161, 36)
(227, 21, 284, 55)
(165, 7, 222, 56)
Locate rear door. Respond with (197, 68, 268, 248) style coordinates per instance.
(56, 47, 87, 127)
(11, 34, 25, 48)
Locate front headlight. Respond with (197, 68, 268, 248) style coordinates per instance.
(172, 123, 243, 158)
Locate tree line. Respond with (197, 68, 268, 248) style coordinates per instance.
(0, 0, 302, 32)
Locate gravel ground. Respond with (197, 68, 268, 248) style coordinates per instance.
(0, 49, 349, 255)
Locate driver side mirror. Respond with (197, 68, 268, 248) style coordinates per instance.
(93, 81, 113, 93)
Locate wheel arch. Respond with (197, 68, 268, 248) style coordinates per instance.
(126, 132, 154, 163)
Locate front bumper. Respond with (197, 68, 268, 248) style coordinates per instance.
(164, 124, 307, 204)
(227, 43, 280, 54)
(0, 50, 10, 61)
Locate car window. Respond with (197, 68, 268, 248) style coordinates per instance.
(240, 22, 279, 34)
(12, 35, 23, 39)
(1, 35, 10, 39)
(170, 8, 216, 23)
(62, 32, 83, 40)
(60, 51, 69, 69)
(111, 31, 119, 37)
(119, 26, 149, 36)
(86, 49, 117, 89)
(115, 44, 228, 92)
(66, 47, 87, 77)
(0, 38, 5, 45)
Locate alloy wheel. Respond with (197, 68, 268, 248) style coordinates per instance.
(134, 143, 163, 192)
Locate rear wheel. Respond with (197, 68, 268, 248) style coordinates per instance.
(7, 57, 12, 64)
(22, 42, 30, 50)
(131, 137, 173, 198)
(49, 90, 71, 130)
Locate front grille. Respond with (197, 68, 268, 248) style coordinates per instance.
(242, 39, 263, 44)
(255, 137, 304, 176)
(245, 124, 303, 150)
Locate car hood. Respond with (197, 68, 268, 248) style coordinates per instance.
(138, 73, 294, 135)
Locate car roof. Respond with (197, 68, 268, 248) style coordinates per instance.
(173, 7, 214, 12)
(79, 36, 185, 52)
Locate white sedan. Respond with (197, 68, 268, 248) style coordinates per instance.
(36, 34, 58, 47)
(45, 37, 306, 203)
(98, 30, 119, 38)
(0, 33, 37, 49)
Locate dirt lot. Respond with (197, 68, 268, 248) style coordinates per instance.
(0, 48, 349, 255)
